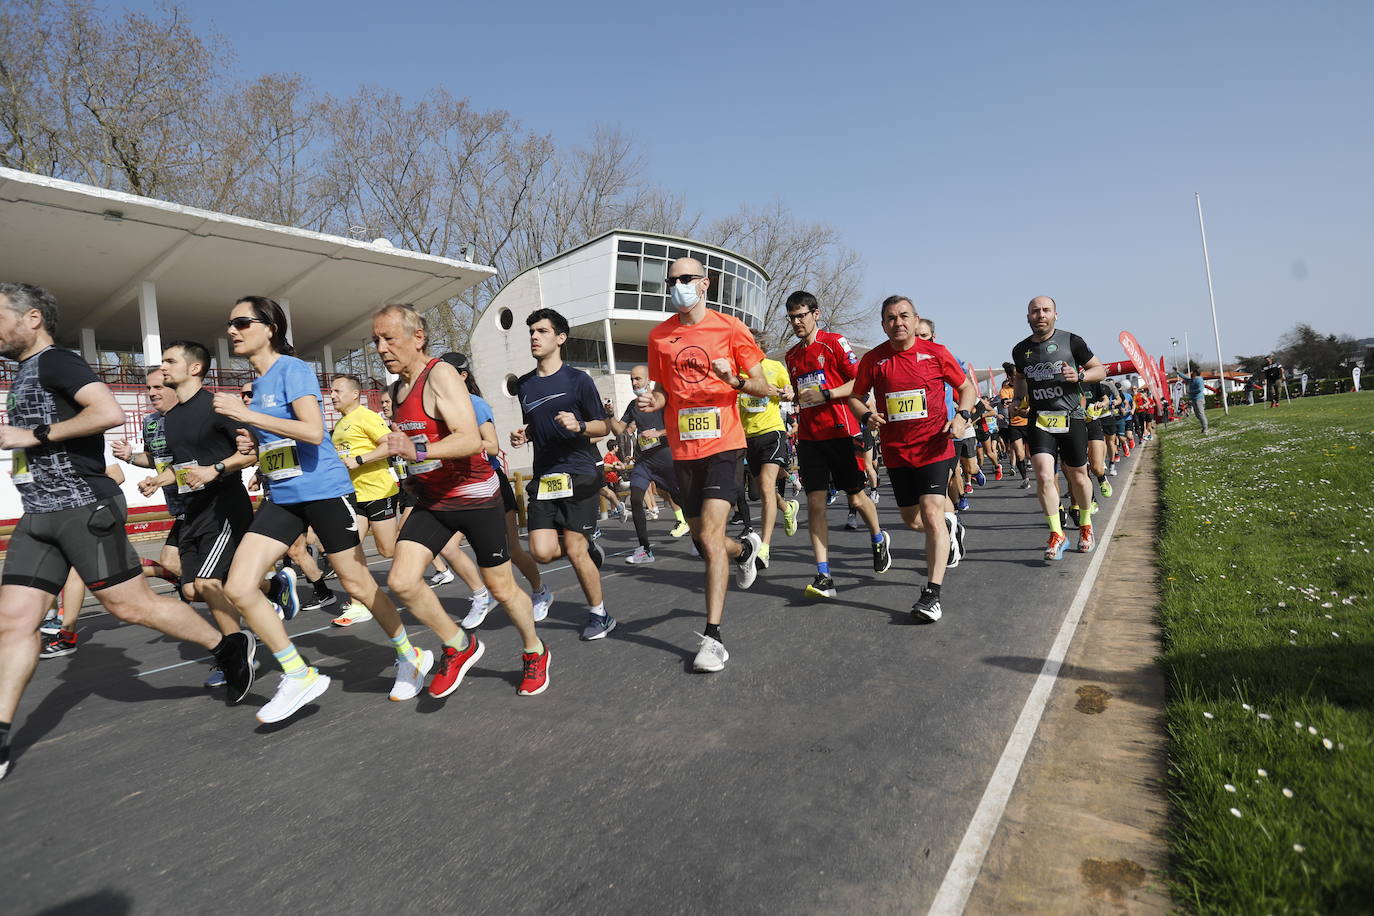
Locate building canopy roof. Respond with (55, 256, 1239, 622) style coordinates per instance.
(0, 167, 496, 357)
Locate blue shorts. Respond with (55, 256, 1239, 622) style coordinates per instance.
(629, 446, 678, 496)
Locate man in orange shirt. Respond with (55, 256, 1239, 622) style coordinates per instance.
(638, 256, 778, 672)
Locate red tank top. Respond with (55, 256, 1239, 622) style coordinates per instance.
(392, 358, 499, 510)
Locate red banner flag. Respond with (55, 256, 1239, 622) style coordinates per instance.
(1119, 332, 1166, 405)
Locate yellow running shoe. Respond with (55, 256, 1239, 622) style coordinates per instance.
(782, 499, 800, 537)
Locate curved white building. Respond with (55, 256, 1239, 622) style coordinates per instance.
(470, 230, 770, 473)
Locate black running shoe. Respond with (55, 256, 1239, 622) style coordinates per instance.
(589, 538, 605, 570)
(215, 632, 257, 705)
(0, 736, 10, 781)
(1060, 505, 1074, 531)
(302, 588, 337, 612)
(805, 574, 837, 599)
(872, 531, 892, 573)
(911, 588, 943, 623)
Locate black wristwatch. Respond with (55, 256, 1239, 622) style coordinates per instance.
(32, 423, 50, 444)
(821, 388, 833, 402)
(578, 419, 587, 434)
(732, 375, 746, 391)
(213, 461, 227, 477)
(957, 409, 972, 421)
(355, 455, 365, 467)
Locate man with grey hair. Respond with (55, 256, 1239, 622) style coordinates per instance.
(0, 283, 254, 781)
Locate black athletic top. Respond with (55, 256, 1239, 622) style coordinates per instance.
(1012, 330, 1095, 420)
(163, 387, 247, 510)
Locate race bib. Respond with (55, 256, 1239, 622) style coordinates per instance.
(537, 472, 573, 500)
(1086, 403, 1106, 420)
(258, 438, 303, 482)
(173, 461, 199, 494)
(10, 449, 31, 485)
(405, 434, 440, 475)
(637, 432, 661, 451)
(154, 454, 174, 475)
(1035, 411, 1070, 434)
(739, 395, 769, 413)
(884, 388, 927, 422)
(678, 406, 722, 441)
(796, 371, 826, 408)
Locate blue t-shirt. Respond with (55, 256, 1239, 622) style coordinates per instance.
(516, 363, 605, 477)
(251, 355, 354, 504)
(1187, 377, 1206, 400)
(470, 393, 502, 472)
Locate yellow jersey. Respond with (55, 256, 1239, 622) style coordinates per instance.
(331, 405, 399, 502)
(738, 358, 791, 437)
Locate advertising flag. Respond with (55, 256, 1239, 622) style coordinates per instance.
(1354, 367, 1362, 392)
(1118, 332, 1165, 404)
(1301, 373, 1308, 396)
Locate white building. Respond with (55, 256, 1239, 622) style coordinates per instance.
(469, 230, 770, 474)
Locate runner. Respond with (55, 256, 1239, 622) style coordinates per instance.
(734, 356, 799, 561)
(849, 296, 976, 621)
(110, 369, 184, 589)
(327, 373, 401, 626)
(1010, 296, 1107, 559)
(210, 296, 409, 722)
(640, 256, 771, 671)
(783, 291, 891, 599)
(598, 441, 629, 523)
(375, 304, 546, 698)
(1083, 380, 1114, 499)
(998, 362, 1032, 487)
(509, 308, 615, 641)
(0, 283, 253, 781)
(608, 363, 688, 565)
(439, 351, 551, 630)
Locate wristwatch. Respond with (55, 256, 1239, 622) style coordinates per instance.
(732, 376, 746, 391)
(957, 409, 972, 421)
(355, 455, 365, 467)
(33, 423, 50, 444)
(213, 461, 227, 477)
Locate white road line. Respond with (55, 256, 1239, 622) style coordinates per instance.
(926, 443, 1148, 916)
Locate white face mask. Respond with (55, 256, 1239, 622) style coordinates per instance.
(670, 281, 700, 312)
(632, 383, 650, 397)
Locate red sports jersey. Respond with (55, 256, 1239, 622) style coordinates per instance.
(392, 358, 500, 510)
(785, 330, 860, 441)
(851, 339, 968, 468)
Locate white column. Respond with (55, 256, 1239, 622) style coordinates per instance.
(322, 344, 335, 375)
(217, 338, 232, 376)
(602, 317, 618, 376)
(79, 328, 98, 364)
(278, 297, 294, 347)
(138, 281, 162, 368)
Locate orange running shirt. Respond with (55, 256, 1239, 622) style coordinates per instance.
(648, 310, 766, 460)
(999, 382, 1029, 427)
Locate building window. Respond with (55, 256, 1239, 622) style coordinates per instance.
(503, 374, 519, 397)
(641, 258, 665, 295)
(618, 240, 642, 253)
(616, 256, 640, 290)
(641, 294, 665, 312)
(644, 242, 666, 257)
(498, 307, 514, 330)
(614, 292, 639, 311)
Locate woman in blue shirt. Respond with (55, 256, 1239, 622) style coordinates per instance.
(212, 296, 420, 724)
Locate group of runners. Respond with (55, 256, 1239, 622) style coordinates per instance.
(0, 271, 1140, 781)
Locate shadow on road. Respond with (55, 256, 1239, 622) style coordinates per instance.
(36, 889, 132, 915)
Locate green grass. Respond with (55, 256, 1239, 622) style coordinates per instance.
(1157, 393, 1374, 914)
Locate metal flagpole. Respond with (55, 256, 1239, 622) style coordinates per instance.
(1195, 193, 1229, 414)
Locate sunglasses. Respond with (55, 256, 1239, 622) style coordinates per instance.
(785, 311, 815, 323)
(667, 274, 703, 285)
(227, 316, 270, 331)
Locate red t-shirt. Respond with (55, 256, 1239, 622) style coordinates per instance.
(785, 330, 860, 441)
(851, 339, 968, 468)
(648, 310, 766, 460)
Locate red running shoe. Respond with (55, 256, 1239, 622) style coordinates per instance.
(1044, 531, 1069, 561)
(1078, 524, 1095, 553)
(963, 482, 974, 495)
(994, 466, 1003, 481)
(517, 646, 551, 696)
(427, 636, 485, 698)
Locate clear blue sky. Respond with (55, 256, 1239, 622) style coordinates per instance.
(154, 0, 1370, 373)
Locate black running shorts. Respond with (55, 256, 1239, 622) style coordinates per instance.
(3, 495, 141, 594)
(249, 494, 361, 555)
(629, 445, 678, 495)
(355, 494, 399, 522)
(525, 473, 601, 537)
(888, 458, 957, 507)
(745, 430, 789, 472)
(797, 437, 864, 494)
(1006, 424, 1027, 442)
(674, 448, 744, 518)
(399, 503, 510, 567)
(1028, 415, 1090, 468)
(954, 437, 978, 459)
(496, 468, 518, 514)
(180, 487, 254, 583)
(164, 516, 184, 549)
(1086, 419, 1105, 442)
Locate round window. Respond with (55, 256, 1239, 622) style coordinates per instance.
(498, 308, 514, 330)
(504, 374, 519, 398)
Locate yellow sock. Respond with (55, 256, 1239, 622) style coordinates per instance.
(443, 630, 469, 651)
(1079, 506, 1092, 527)
(1047, 514, 1063, 535)
(389, 629, 422, 665)
(272, 644, 309, 679)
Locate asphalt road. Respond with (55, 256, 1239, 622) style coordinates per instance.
(1, 449, 1142, 915)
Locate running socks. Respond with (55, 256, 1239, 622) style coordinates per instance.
(1078, 506, 1092, 527)
(817, 561, 831, 576)
(673, 506, 686, 525)
(1047, 514, 1064, 535)
(444, 630, 470, 652)
(389, 629, 423, 666)
(871, 532, 885, 545)
(703, 623, 722, 643)
(588, 603, 607, 618)
(273, 644, 310, 679)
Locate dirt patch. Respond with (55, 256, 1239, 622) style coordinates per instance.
(1080, 857, 1147, 903)
(1074, 685, 1113, 714)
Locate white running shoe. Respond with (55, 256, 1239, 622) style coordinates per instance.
(646, 506, 661, 521)
(626, 546, 656, 565)
(460, 590, 493, 629)
(39, 613, 63, 636)
(1109, 465, 1118, 477)
(428, 568, 456, 588)
(256, 670, 331, 724)
(736, 531, 761, 589)
(531, 585, 553, 622)
(389, 649, 434, 701)
(693, 635, 729, 673)
(944, 512, 964, 568)
(331, 601, 373, 627)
